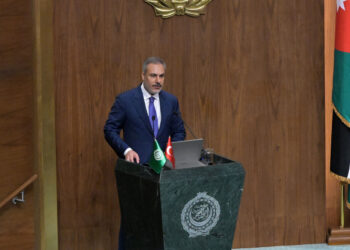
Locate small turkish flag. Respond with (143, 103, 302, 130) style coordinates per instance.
(165, 136, 175, 169)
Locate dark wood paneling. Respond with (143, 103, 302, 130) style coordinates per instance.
(54, 1, 119, 249)
(55, 0, 325, 248)
(0, 0, 35, 249)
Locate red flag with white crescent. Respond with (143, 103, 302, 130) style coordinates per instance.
(165, 136, 175, 169)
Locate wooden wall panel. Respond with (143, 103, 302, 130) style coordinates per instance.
(54, 1, 119, 249)
(0, 0, 35, 249)
(54, 0, 325, 248)
(325, 0, 336, 228)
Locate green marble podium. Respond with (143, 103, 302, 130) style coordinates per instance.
(115, 155, 245, 250)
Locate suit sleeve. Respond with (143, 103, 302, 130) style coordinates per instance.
(170, 99, 186, 141)
(104, 96, 129, 158)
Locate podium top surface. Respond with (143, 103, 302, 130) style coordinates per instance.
(115, 155, 245, 184)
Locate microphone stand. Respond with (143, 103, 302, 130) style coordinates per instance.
(173, 111, 198, 139)
(173, 111, 207, 162)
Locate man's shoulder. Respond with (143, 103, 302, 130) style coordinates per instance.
(160, 90, 178, 102)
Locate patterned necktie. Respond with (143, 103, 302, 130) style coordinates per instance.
(149, 96, 158, 137)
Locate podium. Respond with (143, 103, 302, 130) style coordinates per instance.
(115, 154, 245, 250)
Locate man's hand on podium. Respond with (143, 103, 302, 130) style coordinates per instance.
(125, 150, 140, 164)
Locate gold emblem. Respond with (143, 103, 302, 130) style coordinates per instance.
(145, 0, 213, 18)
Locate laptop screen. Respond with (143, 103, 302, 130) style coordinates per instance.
(172, 139, 206, 169)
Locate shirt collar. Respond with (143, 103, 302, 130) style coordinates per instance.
(141, 83, 159, 100)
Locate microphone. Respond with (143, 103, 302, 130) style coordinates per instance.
(173, 111, 198, 139)
(152, 115, 156, 138)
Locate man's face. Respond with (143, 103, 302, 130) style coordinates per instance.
(142, 63, 165, 95)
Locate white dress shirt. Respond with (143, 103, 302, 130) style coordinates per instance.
(140, 83, 161, 128)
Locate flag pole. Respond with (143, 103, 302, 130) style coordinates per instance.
(341, 182, 345, 228)
(328, 181, 350, 244)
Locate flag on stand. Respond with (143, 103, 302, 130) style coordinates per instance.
(330, 0, 350, 208)
(165, 137, 175, 169)
(148, 139, 166, 174)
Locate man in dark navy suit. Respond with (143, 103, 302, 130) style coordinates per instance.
(104, 56, 186, 164)
(104, 57, 186, 250)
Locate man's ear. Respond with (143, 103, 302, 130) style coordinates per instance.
(141, 72, 145, 81)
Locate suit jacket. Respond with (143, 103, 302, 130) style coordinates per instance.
(104, 85, 186, 164)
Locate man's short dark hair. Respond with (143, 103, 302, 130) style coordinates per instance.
(142, 57, 167, 74)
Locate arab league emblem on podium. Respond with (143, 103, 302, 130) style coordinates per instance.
(144, 0, 213, 18)
(181, 192, 221, 238)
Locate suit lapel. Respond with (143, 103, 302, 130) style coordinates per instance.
(133, 86, 154, 135)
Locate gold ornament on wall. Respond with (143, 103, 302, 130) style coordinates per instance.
(145, 0, 213, 18)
